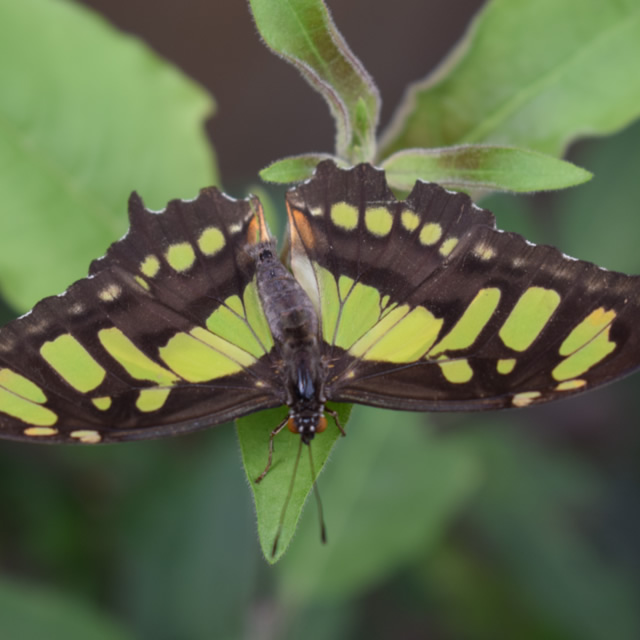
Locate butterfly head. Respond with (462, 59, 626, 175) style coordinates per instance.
(287, 411, 327, 444)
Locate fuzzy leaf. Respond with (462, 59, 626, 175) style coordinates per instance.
(260, 154, 344, 184)
(237, 403, 352, 562)
(277, 407, 480, 602)
(380, 0, 640, 159)
(382, 146, 592, 193)
(249, 0, 380, 162)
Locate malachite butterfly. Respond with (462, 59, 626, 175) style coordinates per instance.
(0, 160, 638, 450)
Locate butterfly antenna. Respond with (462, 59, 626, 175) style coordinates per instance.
(272, 437, 304, 558)
(308, 442, 327, 544)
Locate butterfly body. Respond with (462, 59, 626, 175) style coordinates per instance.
(251, 241, 327, 443)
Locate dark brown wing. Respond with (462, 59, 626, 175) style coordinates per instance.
(0, 188, 282, 444)
(285, 161, 640, 411)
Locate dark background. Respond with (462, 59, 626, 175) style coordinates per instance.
(79, 0, 485, 183)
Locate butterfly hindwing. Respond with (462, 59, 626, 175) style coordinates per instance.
(0, 189, 282, 443)
(286, 161, 640, 411)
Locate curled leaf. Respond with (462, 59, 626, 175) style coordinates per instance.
(382, 145, 592, 193)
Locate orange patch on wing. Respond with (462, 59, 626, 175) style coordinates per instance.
(246, 202, 271, 245)
(287, 203, 316, 250)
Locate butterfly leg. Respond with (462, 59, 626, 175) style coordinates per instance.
(325, 407, 346, 437)
(255, 415, 289, 484)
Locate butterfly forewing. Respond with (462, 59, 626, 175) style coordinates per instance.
(0, 189, 282, 443)
(286, 161, 640, 411)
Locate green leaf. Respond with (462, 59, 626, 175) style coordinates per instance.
(382, 146, 592, 193)
(249, 0, 380, 162)
(380, 0, 640, 160)
(0, 579, 134, 640)
(0, 0, 217, 311)
(237, 403, 351, 563)
(260, 153, 345, 184)
(276, 407, 480, 602)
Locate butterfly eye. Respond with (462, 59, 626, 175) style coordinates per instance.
(286, 416, 298, 434)
(316, 416, 327, 433)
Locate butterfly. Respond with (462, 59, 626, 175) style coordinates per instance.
(0, 160, 638, 455)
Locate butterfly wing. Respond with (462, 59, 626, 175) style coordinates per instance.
(0, 189, 282, 443)
(286, 161, 640, 411)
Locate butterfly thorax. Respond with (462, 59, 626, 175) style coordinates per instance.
(251, 242, 327, 443)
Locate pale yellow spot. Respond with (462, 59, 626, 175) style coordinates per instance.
(71, 430, 102, 444)
(206, 294, 267, 358)
(315, 264, 340, 342)
(419, 223, 442, 246)
(350, 305, 443, 362)
(401, 210, 420, 232)
(242, 281, 275, 353)
(69, 303, 85, 315)
(159, 328, 256, 382)
(559, 307, 616, 356)
(365, 207, 393, 237)
(198, 227, 225, 256)
(91, 396, 112, 411)
(166, 242, 196, 272)
(556, 379, 587, 391)
(333, 277, 382, 349)
(98, 284, 122, 302)
(24, 426, 58, 437)
(439, 237, 459, 257)
(309, 205, 323, 217)
(552, 328, 616, 381)
(41, 334, 106, 393)
(98, 328, 178, 386)
(0, 384, 58, 426)
(430, 288, 500, 356)
(225, 295, 244, 316)
(136, 388, 170, 412)
(134, 276, 150, 291)
(499, 287, 561, 351)
(140, 255, 160, 278)
(330, 202, 358, 230)
(512, 391, 541, 407)
(438, 359, 473, 384)
(0, 369, 46, 403)
(474, 243, 495, 260)
(497, 358, 516, 375)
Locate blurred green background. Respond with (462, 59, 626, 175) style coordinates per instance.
(0, 1, 638, 639)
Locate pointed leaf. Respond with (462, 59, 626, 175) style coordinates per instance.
(260, 153, 344, 184)
(237, 403, 352, 562)
(0, 0, 217, 311)
(380, 0, 640, 159)
(277, 407, 480, 602)
(382, 146, 592, 193)
(249, 0, 380, 162)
